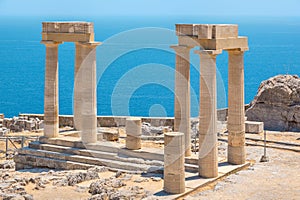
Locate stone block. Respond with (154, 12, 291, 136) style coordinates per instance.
(177, 24, 238, 39)
(176, 24, 194, 36)
(98, 128, 119, 141)
(245, 121, 264, 134)
(42, 22, 94, 34)
(194, 24, 213, 39)
(126, 117, 142, 136)
(164, 132, 185, 194)
(54, 160, 67, 169)
(126, 135, 141, 150)
(164, 173, 185, 194)
(15, 163, 24, 170)
(198, 37, 248, 50)
(212, 24, 238, 39)
(42, 33, 94, 43)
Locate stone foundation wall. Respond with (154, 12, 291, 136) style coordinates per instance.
(19, 114, 174, 128)
(19, 106, 249, 128)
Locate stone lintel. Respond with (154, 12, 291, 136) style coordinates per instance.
(176, 24, 238, 39)
(194, 49, 222, 55)
(40, 40, 63, 45)
(176, 24, 194, 36)
(227, 47, 249, 52)
(199, 37, 248, 50)
(42, 22, 94, 34)
(170, 45, 192, 51)
(42, 32, 95, 43)
(179, 36, 248, 51)
(77, 41, 102, 47)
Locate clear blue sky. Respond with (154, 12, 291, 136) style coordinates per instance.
(0, 0, 299, 17)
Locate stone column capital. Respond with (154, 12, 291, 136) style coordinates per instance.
(227, 48, 249, 54)
(194, 49, 222, 57)
(170, 45, 192, 52)
(76, 41, 102, 48)
(40, 40, 63, 46)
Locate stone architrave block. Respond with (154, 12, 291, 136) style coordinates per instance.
(42, 22, 94, 34)
(212, 24, 238, 39)
(176, 24, 194, 36)
(194, 24, 213, 39)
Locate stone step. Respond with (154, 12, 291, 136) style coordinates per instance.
(37, 138, 199, 166)
(25, 142, 199, 173)
(29, 141, 199, 172)
(185, 163, 199, 173)
(17, 147, 163, 173)
(14, 154, 97, 170)
(29, 142, 164, 167)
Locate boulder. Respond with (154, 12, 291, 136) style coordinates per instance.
(246, 75, 300, 131)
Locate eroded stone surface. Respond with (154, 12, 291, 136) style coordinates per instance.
(246, 75, 300, 131)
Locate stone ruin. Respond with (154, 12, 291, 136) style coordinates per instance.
(14, 22, 250, 196)
(0, 114, 44, 135)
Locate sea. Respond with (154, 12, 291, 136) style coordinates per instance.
(0, 15, 299, 118)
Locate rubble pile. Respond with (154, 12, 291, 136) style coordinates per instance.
(0, 115, 44, 134)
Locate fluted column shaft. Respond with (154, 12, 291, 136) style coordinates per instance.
(171, 45, 192, 156)
(74, 42, 100, 144)
(74, 43, 83, 131)
(195, 50, 221, 178)
(227, 49, 246, 164)
(42, 41, 62, 138)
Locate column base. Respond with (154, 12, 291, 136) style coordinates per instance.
(44, 123, 59, 138)
(164, 173, 185, 194)
(198, 145, 218, 178)
(228, 145, 246, 165)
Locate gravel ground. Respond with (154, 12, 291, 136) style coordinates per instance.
(185, 146, 300, 200)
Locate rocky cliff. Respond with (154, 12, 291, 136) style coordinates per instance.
(246, 75, 300, 131)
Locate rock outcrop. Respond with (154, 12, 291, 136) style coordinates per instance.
(246, 75, 300, 131)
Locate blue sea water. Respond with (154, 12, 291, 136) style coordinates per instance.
(0, 15, 299, 118)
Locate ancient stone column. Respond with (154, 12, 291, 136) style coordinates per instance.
(227, 49, 246, 165)
(126, 117, 142, 150)
(74, 42, 100, 144)
(164, 132, 185, 194)
(74, 43, 82, 131)
(195, 50, 221, 178)
(171, 45, 192, 157)
(42, 41, 62, 138)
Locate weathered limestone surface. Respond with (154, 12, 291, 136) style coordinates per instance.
(176, 24, 248, 50)
(245, 121, 264, 134)
(164, 132, 185, 194)
(41, 21, 100, 143)
(195, 50, 221, 178)
(227, 49, 246, 165)
(174, 23, 248, 175)
(42, 41, 61, 138)
(74, 42, 100, 144)
(126, 118, 142, 150)
(171, 45, 192, 156)
(246, 75, 300, 131)
(1, 116, 44, 133)
(42, 22, 94, 42)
